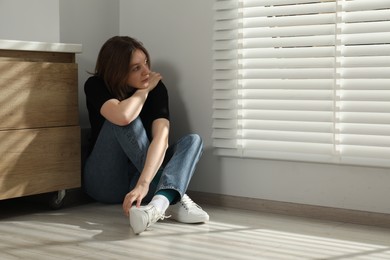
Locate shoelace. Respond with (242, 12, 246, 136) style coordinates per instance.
(180, 195, 202, 210)
(147, 207, 170, 227)
(158, 211, 171, 220)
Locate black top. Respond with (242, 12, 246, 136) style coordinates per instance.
(84, 76, 170, 152)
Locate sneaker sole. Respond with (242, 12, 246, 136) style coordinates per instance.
(168, 213, 209, 224)
(129, 207, 148, 234)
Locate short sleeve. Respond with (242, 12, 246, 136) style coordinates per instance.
(84, 76, 114, 151)
(84, 76, 113, 112)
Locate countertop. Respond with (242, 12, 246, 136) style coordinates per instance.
(0, 39, 82, 53)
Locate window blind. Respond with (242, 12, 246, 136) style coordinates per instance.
(212, 0, 390, 168)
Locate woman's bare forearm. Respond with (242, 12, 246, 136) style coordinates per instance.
(137, 118, 170, 185)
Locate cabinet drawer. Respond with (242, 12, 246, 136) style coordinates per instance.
(0, 126, 81, 199)
(0, 61, 78, 130)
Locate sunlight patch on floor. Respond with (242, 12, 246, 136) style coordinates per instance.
(0, 204, 389, 259)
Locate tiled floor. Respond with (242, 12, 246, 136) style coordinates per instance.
(1, 191, 390, 260)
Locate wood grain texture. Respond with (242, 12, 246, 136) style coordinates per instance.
(0, 50, 75, 63)
(0, 49, 81, 200)
(0, 61, 78, 130)
(0, 126, 81, 199)
(188, 190, 390, 229)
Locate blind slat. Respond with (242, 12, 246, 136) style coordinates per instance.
(213, 0, 390, 167)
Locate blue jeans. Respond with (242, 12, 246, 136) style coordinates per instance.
(83, 118, 203, 204)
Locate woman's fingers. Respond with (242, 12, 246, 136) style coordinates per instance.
(123, 192, 136, 216)
(148, 71, 162, 91)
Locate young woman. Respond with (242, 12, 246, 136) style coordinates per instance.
(83, 36, 209, 234)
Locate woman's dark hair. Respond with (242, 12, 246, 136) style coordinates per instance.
(94, 36, 150, 100)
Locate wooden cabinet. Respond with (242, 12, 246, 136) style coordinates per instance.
(0, 40, 82, 201)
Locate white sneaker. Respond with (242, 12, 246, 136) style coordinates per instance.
(129, 205, 167, 234)
(166, 194, 209, 223)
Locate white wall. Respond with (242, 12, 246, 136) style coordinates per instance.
(0, 0, 119, 128)
(119, 0, 390, 215)
(119, 0, 214, 145)
(0, 0, 60, 42)
(2, 0, 390, 215)
(59, 0, 120, 127)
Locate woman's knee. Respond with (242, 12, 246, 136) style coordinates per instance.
(182, 134, 203, 153)
(189, 133, 203, 149)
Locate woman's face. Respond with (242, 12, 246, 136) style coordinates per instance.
(127, 49, 150, 89)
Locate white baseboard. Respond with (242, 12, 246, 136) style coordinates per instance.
(187, 190, 390, 229)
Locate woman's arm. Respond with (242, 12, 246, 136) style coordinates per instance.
(135, 118, 170, 193)
(123, 118, 170, 215)
(138, 118, 170, 183)
(100, 89, 148, 126)
(100, 72, 162, 126)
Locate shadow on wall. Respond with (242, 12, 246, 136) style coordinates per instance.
(152, 60, 223, 195)
(192, 147, 223, 195)
(153, 60, 191, 141)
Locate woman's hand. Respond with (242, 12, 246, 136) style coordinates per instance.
(122, 182, 149, 216)
(146, 71, 162, 92)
